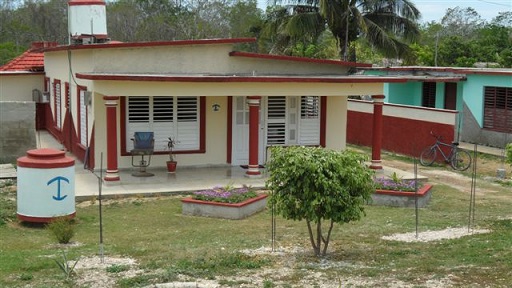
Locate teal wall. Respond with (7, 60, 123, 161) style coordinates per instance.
(462, 74, 512, 127)
(386, 82, 422, 105)
(435, 82, 445, 109)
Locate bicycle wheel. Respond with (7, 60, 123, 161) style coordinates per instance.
(420, 147, 437, 166)
(451, 149, 472, 171)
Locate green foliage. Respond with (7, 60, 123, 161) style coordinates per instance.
(266, 146, 374, 256)
(506, 143, 512, 167)
(46, 217, 75, 244)
(106, 264, 130, 274)
(0, 180, 16, 226)
(54, 250, 79, 281)
(168, 252, 267, 280)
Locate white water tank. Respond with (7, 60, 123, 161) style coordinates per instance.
(17, 148, 75, 223)
(68, 0, 108, 43)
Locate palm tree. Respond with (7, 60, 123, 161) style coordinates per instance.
(265, 0, 421, 61)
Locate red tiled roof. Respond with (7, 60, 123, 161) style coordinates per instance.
(0, 42, 58, 72)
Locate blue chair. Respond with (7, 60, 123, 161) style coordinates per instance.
(131, 132, 154, 177)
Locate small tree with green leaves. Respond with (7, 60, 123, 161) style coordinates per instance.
(266, 146, 374, 257)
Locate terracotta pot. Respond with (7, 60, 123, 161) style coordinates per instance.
(166, 161, 177, 173)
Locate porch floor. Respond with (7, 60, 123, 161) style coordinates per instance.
(34, 130, 427, 201)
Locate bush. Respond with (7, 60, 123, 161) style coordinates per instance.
(506, 143, 512, 167)
(47, 217, 75, 244)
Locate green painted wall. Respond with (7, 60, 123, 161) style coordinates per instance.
(462, 74, 512, 127)
(386, 82, 422, 105)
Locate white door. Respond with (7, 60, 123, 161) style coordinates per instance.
(231, 96, 265, 165)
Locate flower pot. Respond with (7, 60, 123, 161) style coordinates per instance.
(166, 160, 177, 173)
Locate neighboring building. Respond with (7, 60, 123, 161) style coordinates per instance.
(363, 67, 512, 148)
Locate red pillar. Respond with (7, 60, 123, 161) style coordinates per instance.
(370, 95, 385, 170)
(104, 96, 120, 181)
(246, 96, 261, 177)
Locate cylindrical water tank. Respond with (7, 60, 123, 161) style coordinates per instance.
(17, 148, 75, 223)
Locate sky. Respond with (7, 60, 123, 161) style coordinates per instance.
(257, 0, 512, 23)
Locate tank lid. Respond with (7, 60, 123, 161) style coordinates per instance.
(17, 148, 75, 168)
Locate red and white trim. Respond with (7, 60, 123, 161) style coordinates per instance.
(246, 96, 261, 177)
(104, 96, 120, 181)
(370, 95, 385, 170)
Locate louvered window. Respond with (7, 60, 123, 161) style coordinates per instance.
(483, 86, 512, 132)
(265, 96, 320, 146)
(79, 88, 88, 146)
(54, 80, 62, 129)
(422, 82, 436, 108)
(127, 96, 199, 151)
(267, 96, 287, 145)
(299, 96, 320, 145)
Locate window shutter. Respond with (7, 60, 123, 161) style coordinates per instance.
(299, 96, 320, 145)
(176, 97, 199, 150)
(267, 96, 286, 145)
(422, 82, 436, 108)
(153, 97, 174, 150)
(79, 90, 87, 146)
(55, 81, 62, 129)
(127, 97, 150, 151)
(483, 86, 512, 132)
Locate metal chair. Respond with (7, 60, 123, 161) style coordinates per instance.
(131, 132, 154, 177)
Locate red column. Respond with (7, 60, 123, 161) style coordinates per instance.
(370, 95, 385, 170)
(246, 96, 261, 177)
(104, 96, 120, 181)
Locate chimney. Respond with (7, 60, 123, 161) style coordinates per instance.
(68, 0, 108, 45)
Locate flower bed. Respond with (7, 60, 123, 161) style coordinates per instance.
(372, 175, 433, 208)
(181, 185, 267, 219)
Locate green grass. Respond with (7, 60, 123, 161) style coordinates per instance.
(1, 178, 512, 287)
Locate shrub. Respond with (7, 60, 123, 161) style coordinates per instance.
(506, 143, 512, 167)
(47, 216, 75, 244)
(266, 146, 374, 257)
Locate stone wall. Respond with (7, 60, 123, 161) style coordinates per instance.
(460, 103, 511, 149)
(0, 102, 37, 163)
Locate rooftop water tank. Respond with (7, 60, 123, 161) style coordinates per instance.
(68, 0, 108, 44)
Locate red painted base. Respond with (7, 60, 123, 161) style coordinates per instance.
(375, 184, 433, 197)
(17, 212, 76, 223)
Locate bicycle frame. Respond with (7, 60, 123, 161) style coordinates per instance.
(430, 140, 456, 162)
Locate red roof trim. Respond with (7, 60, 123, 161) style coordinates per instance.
(229, 51, 372, 68)
(44, 38, 257, 52)
(454, 69, 512, 76)
(68, 0, 106, 6)
(75, 73, 407, 83)
(365, 66, 512, 76)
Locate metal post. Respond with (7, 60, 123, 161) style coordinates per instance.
(468, 144, 477, 232)
(99, 153, 104, 263)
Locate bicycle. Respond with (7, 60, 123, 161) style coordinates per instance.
(419, 131, 472, 171)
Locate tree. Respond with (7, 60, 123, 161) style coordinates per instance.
(265, 0, 420, 61)
(440, 7, 484, 39)
(266, 146, 374, 257)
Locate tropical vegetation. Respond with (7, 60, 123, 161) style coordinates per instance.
(1, 1, 511, 67)
(263, 0, 421, 61)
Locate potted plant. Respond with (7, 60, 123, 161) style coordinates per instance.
(166, 137, 177, 173)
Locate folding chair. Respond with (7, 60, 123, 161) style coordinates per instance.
(131, 132, 154, 177)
